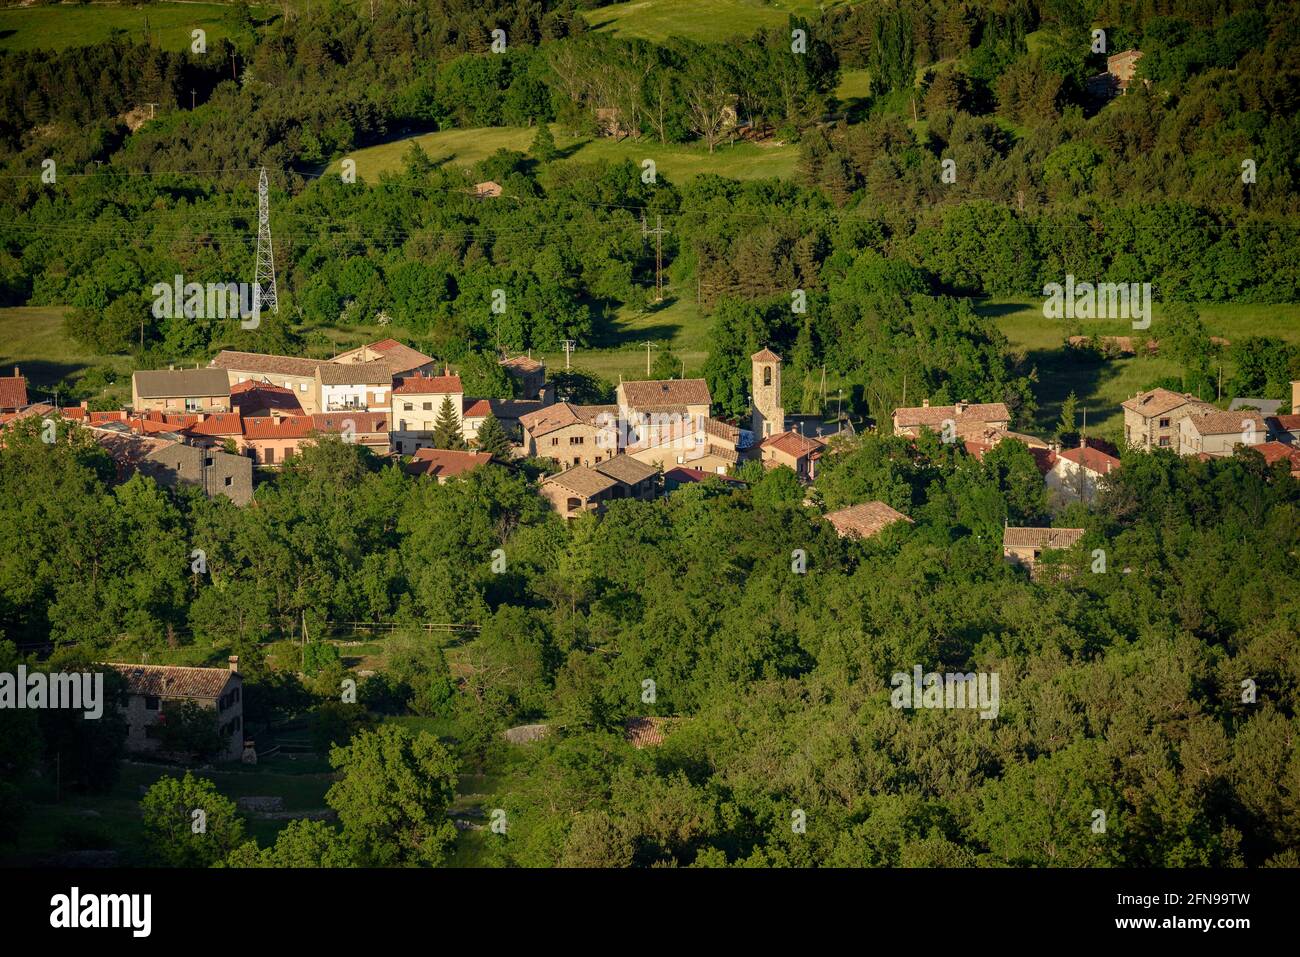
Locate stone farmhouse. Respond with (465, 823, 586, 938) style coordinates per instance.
(892, 400, 1011, 440)
(108, 657, 245, 761)
(1003, 527, 1086, 574)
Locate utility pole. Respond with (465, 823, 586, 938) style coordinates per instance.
(641, 212, 668, 302)
(231, 51, 238, 82)
(645, 341, 656, 376)
(560, 339, 575, 370)
(254, 167, 279, 314)
(146, 102, 158, 120)
(190, 89, 196, 110)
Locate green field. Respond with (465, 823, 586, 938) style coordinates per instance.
(9, 294, 1300, 443)
(0, 305, 132, 405)
(0, 2, 276, 53)
(982, 298, 1300, 437)
(581, 0, 823, 42)
(338, 123, 797, 184)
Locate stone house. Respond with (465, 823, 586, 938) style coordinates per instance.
(1121, 388, 1216, 451)
(1002, 526, 1086, 572)
(1178, 411, 1267, 458)
(211, 351, 323, 414)
(824, 501, 913, 540)
(892, 400, 1011, 439)
(108, 657, 245, 761)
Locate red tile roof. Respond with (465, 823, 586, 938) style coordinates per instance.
(394, 374, 463, 395)
(311, 412, 389, 434)
(751, 347, 782, 362)
(0, 375, 29, 410)
(1057, 443, 1121, 474)
(241, 416, 316, 440)
(1251, 441, 1300, 469)
(760, 430, 825, 459)
(664, 466, 746, 486)
(405, 448, 492, 479)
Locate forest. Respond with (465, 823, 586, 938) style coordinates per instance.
(1, 399, 1298, 867)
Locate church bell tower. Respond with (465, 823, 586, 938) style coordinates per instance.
(750, 348, 785, 438)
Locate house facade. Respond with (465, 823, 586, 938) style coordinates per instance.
(108, 658, 245, 761)
(390, 373, 463, 454)
(132, 368, 232, 414)
(1003, 527, 1086, 573)
(317, 360, 392, 413)
(1178, 411, 1267, 458)
(1045, 442, 1121, 504)
(211, 351, 323, 414)
(1121, 388, 1216, 451)
(141, 440, 254, 505)
(892, 400, 1011, 439)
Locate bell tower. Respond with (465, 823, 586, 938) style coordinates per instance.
(750, 347, 785, 438)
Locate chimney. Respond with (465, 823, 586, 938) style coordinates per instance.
(12, 366, 18, 377)
(169, 364, 175, 371)
(956, 400, 968, 415)
(228, 655, 239, 673)
(922, 398, 930, 408)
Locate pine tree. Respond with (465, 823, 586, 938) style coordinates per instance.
(1057, 391, 1078, 441)
(431, 395, 466, 450)
(531, 122, 558, 162)
(474, 413, 512, 460)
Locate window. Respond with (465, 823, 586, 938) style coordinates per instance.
(423, 402, 432, 411)
(551, 437, 559, 447)
(1159, 417, 1170, 428)
(204, 456, 214, 467)
(224, 476, 233, 487)
(763, 367, 771, 387)
(569, 436, 583, 445)
(145, 696, 160, 711)
(403, 403, 413, 412)
(186, 398, 200, 412)
(299, 383, 308, 392)
(1159, 436, 1170, 447)
(566, 497, 581, 512)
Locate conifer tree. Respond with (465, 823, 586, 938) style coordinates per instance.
(432, 395, 466, 450)
(474, 413, 513, 460)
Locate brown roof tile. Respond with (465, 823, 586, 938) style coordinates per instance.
(593, 454, 658, 486)
(824, 501, 913, 539)
(394, 373, 462, 395)
(0, 375, 27, 410)
(317, 360, 392, 386)
(133, 368, 231, 399)
(211, 350, 321, 378)
(1002, 527, 1086, 549)
(106, 662, 237, 698)
(405, 448, 492, 479)
(620, 378, 711, 411)
(544, 465, 619, 498)
(893, 402, 1010, 429)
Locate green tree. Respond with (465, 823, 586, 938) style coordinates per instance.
(1056, 391, 1079, 442)
(222, 819, 354, 868)
(530, 122, 558, 162)
(154, 700, 225, 763)
(326, 725, 459, 866)
(141, 772, 245, 867)
(432, 395, 467, 450)
(474, 413, 513, 460)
